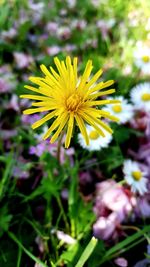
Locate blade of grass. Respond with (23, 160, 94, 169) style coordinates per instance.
(8, 231, 48, 267)
(0, 153, 14, 200)
(17, 245, 22, 267)
(75, 237, 98, 267)
(100, 225, 150, 264)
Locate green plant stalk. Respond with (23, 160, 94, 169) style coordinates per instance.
(0, 154, 14, 200)
(56, 130, 65, 163)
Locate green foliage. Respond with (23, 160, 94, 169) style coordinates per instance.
(0, 207, 12, 238)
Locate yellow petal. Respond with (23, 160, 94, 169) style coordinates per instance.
(89, 80, 114, 94)
(23, 106, 55, 115)
(65, 114, 74, 148)
(50, 113, 69, 143)
(32, 111, 57, 129)
(79, 112, 105, 137)
(20, 94, 51, 101)
(75, 114, 89, 145)
(89, 89, 116, 100)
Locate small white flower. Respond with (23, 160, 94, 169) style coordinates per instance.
(102, 96, 134, 124)
(130, 82, 150, 112)
(123, 159, 148, 195)
(78, 125, 112, 151)
(134, 44, 150, 74)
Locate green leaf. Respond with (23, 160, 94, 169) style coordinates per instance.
(100, 225, 150, 264)
(0, 207, 12, 237)
(75, 237, 98, 267)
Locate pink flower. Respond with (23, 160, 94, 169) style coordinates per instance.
(94, 180, 136, 221)
(93, 212, 120, 240)
(1, 28, 17, 40)
(135, 194, 150, 218)
(21, 114, 42, 125)
(5, 95, 20, 111)
(114, 257, 128, 267)
(46, 22, 59, 34)
(56, 230, 76, 244)
(130, 111, 150, 139)
(29, 139, 74, 165)
(13, 52, 33, 69)
(93, 180, 136, 240)
(46, 46, 61, 56)
(57, 27, 71, 40)
(96, 19, 115, 40)
(0, 65, 17, 93)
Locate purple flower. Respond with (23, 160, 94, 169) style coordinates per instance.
(46, 46, 61, 56)
(46, 22, 59, 35)
(93, 180, 136, 240)
(5, 95, 20, 111)
(29, 143, 47, 157)
(0, 65, 17, 93)
(13, 52, 34, 69)
(135, 194, 150, 218)
(114, 258, 128, 267)
(130, 111, 150, 139)
(93, 212, 120, 240)
(12, 156, 30, 179)
(21, 114, 42, 125)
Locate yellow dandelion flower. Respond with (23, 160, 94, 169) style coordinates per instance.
(20, 56, 120, 148)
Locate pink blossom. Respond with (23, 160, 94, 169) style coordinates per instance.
(96, 19, 115, 40)
(21, 114, 41, 125)
(66, 0, 76, 8)
(130, 111, 150, 139)
(63, 44, 76, 52)
(93, 180, 136, 240)
(93, 212, 120, 240)
(114, 257, 128, 267)
(5, 95, 20, 111)
(1, 28, 17, 40)
(35, 236, 45, 253)
(71, 19, 87, 30)
(56, 230, 76, 244)
(46, 46, 61, 56)
(135, 194, 150, 218)
(0, 129, 18, 140)
(12, 156, 30, 179)
(13, 52, 34, 69)
(57, 27, 71, 40)
(29, 139, 74, 165)
(94, 180, 136, 221)
(46, 22, 59, 34)
(0, 65, 17, 93)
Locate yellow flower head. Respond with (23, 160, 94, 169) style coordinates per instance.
(20, 56, 119, 148)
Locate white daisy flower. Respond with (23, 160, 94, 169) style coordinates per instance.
(123, 159, 148, 195)
(78, 125, 112, 151)
(102, 96, 134, 124)
(130, 82, 150, 112)
(134, 44, 150, 75)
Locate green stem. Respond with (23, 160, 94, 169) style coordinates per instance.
(56, 196, 70, 232)
(56, 130, 65, 164)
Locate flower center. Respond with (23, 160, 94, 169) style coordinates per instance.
(89, 130, 99, 140)
(112, 105, 122, 113)
(141, 93, 150, 101)
(66, 93, 81, 112)
(132, 171, 142, 181)
(142, 55, 150, 63)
